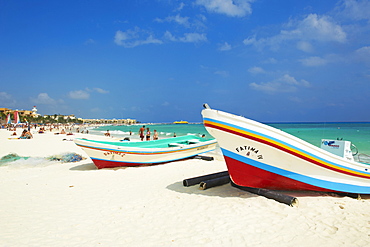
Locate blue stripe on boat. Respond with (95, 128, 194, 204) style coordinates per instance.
(223, 149, 370, 194)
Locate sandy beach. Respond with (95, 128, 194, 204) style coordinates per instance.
(0, 128, 369, 246)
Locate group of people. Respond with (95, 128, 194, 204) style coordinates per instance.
(7, 123, 91, 139)
(138, 126, 159, 141)
(19, 129, 33, 139)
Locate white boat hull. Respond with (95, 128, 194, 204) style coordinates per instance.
(202, 107, 370, 194)
(74, 136, 217, 169)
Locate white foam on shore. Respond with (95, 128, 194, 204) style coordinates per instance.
(98, 130, 129, 135)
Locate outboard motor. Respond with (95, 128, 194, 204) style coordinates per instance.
(321, 139, 355, 161)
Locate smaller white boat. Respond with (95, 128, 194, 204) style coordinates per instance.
(74, 135, 217, 169)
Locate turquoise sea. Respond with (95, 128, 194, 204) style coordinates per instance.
(90, 122, 370, 155)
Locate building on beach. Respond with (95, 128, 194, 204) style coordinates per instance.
(0, 108, 33, 118)
(0, 106, 136, 125)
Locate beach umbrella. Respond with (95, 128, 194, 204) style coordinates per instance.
(6, 113, 11, 124)
(14, 111, 20, 124)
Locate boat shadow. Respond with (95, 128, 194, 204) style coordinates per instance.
(167, 182, 370, 201)
(70, 162, 133, 171)
(69, 162, 97, 171)
(166, 181, 259, 199)
(260, 190, 370, 200)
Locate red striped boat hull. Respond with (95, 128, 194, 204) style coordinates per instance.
(202, 107, 370, 194)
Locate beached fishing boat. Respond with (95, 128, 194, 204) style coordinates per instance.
(202, 104, 370, 194)
(74, 135, 217, 169)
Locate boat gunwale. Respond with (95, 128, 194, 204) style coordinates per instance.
(75, 140, 217, 155)
(74, 135, 215, 149)
(74, 134, 217, 155)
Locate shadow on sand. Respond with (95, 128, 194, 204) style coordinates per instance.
(69, 162, 132, 171)
(167, 181, 370, 201)
(166, 181, 258, 199)
(69, 162, 97, 171)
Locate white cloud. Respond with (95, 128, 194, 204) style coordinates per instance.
(248, 66, 265, 74)
(180, 33, 207, 42)
(296, 41, 313, 52)
(218, 42, 232, 51)
(249, 74, 310, 94)
(0, 92, 16, 106)
(164, 31, 177, 42)
(299, 56, 328, 67)
(155, 14, 190, 28)
(93, 88, 109, 94)
(31, 93, 57, 104)
(214, 70, 229, 77)
(243, 35, 256, 45)
(164, 31, 207, 43)
(293, 14, 346, 43)
(263, 58, 278, 64)
(195, 0, 254, 17)
(84, 39, 96, 45)
(114, 27, 163, 48)
(68, 90, 90, 100)
(175, 2, 185, 12)
(354, 46, 370, 63)
(337, 0, 370, 21)
(244, 14, 347, 50)
(281, 74, 310, 87)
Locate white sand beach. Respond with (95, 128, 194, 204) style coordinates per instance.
(0, 128, 369, 246)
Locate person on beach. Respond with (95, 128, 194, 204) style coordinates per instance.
(153, 130, 158, 140)
(19, 129, 33, 139)
(173, 132, 176, 137)
(105, 130, 110, 137)
(146, 128, 151, 141)
(139, 126, 145, 141)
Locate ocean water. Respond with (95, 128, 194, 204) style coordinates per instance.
(90, 123, 211, 139)
(270, 122, 370, 155)
(90, 122, 370, 155)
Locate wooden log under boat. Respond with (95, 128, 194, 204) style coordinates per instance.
(231, 182, 299, 207)
(183, 171, 229, 187)
(199, 176, 231, 190)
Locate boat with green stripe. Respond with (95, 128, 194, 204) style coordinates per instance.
(74, 135, 217, 169)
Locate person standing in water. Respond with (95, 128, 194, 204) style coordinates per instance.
(146, 128, 151, 141)
(153, 130, 158, 140)
(139, 125, 145, 141)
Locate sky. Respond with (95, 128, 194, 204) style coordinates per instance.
(1, 0, 370, 123)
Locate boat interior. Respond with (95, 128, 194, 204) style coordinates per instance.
(77, 135, 213, 149)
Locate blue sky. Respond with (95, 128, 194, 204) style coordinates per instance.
(1, 0, 370, 123)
